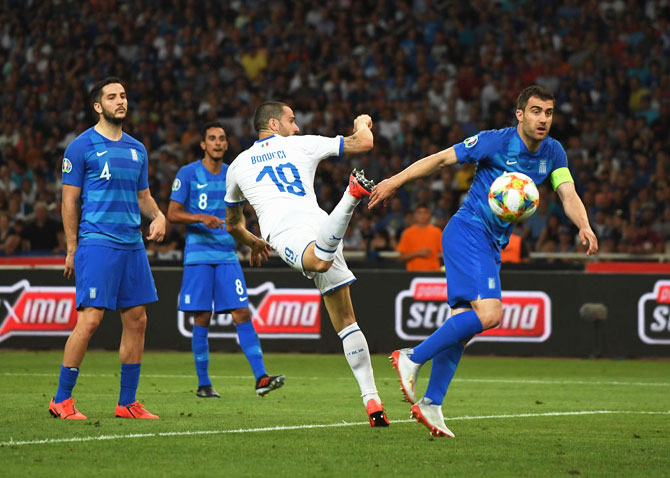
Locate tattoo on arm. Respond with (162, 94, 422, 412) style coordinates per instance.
(226, 206, 244, 227)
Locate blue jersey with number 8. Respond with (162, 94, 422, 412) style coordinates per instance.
(170, 160, 238, 265)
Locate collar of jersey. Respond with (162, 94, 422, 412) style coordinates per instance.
(256, 135, 276, 143)
(513, 128, 546, 156)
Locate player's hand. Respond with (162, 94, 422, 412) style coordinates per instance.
(249, 239, 272, 267)
(200, 215, 224, 229)
(368, 177, 399, 209)
(580, 227, 599, 256)
(146, 213, 166, 242)
(64, 251, 75, 279)
(353, 114, 373, 132)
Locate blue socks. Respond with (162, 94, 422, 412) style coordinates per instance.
(119, 363, 141, 406)
(424, 343, 464, 405)
(54, 365, 79, 403)
(236, 321, 267, 380)
(57, 363, 141, 406)
(192, 325, 211, 387)
(411, 309, 483, 364)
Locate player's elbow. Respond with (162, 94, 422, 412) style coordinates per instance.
(359, 133, 374, 152)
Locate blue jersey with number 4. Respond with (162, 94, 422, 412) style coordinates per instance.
(452, 127, 568, 247)
(61, 127, 149, 250)
(170, 161, 238, 265)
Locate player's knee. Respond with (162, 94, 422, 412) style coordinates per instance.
(77, 317, 101, 337)
(231, 308, 251, 324)
(125, 313, 148, 332)
(478, 308, 502, 330)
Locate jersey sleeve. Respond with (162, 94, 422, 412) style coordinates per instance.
(138, 144, 150, 191)
(294, 135, 343, 162)
(61, 140, 85, 188)
(224, 162, 246, 206)
(453, 130, 497, 164)
(170, 167, 190, 205)
(549, 142, 573, 190)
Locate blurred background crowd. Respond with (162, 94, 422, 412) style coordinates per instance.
(1, 0, 669, 264)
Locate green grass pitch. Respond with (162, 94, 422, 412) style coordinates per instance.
(1, 351, 668, 477)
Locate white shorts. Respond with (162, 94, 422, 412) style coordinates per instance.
(269, 223, 356, 295)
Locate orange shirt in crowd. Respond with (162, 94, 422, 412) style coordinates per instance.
(396, 224, 443, 271)
(501, 233, 522, 263)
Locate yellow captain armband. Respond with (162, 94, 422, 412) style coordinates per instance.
(550, 167, 574, 190)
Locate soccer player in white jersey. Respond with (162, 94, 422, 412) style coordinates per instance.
(224, 101, 389, 427)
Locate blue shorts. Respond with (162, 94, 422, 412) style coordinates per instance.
(442, 217, 501, 309)
(75, 244, 158, 310)
(179, 262, 249, 313)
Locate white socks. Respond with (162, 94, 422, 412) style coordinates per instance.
(338, 322, 380, 405)
(314, 190, 359, 261)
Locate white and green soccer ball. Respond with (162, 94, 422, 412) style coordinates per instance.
(488, 172, 540, 223)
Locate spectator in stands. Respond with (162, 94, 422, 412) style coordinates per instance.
(396, 203, 443, 271)
(0, 210, 21, 256)
(501, 225, 530, 264)
(22, 201, 61, 253)
(0, 0, 669, 261)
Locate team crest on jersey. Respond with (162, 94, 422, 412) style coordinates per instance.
(464, 135, 479, 148)
(539, 160, 547, 174)
(130, 148, 139, 161)
(62, 158, 72, 173)
(172, 178, 181, 191)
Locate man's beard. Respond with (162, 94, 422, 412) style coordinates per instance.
(102, 108, 125, 125)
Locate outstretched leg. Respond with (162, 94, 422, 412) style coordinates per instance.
(314, 170, 374, 261)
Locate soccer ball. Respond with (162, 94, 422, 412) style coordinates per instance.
(488, 172, 539, 223)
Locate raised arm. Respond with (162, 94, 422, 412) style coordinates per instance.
(137, 188, 166, 242)
(342, 114, 374, 154)
(167, 200, 224, 229)
(368, 146, 459, 209)
(556, 181, 598, 256)
(62, 184, 81, 279)
(225, 204, 271, 266)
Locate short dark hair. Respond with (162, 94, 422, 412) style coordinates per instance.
(253, 101, 288, 133)
(201, 121, 226, 141)
(90, 77, 125, 106)
(414, 203, 431, 212)
(516, 85, 555, 112)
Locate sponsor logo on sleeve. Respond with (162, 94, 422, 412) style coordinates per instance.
(0, 280, 77, 343)
(464, 135, 479, 148)
(394, 278, 551, 342)
(62, 158, 72, 173)
(172, 178, 181, 191)
(178, 282, 322, 339)
(638, 280, 670, 345)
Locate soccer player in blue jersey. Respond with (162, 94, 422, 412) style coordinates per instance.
(50, 77, 166, 419)
(369, 85, 598, 437)
(167, 122, 284, 398)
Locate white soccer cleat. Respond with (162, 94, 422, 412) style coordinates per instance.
(389, 348, 421, 404)
(410, 397, 455, 438)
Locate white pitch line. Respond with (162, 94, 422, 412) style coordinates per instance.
(1, 372, 669, 388)
(1, 410, 668, 448)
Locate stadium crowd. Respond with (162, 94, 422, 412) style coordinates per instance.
(0, 0, 669, 261)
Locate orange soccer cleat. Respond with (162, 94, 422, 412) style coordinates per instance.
(49, 397, 87, 420)
(348, 169, 375, 200)
(115, 402, 159, 419)
(366, 399, 390, 427)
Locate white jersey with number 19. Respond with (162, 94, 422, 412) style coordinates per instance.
(224, 134, 343, 240)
